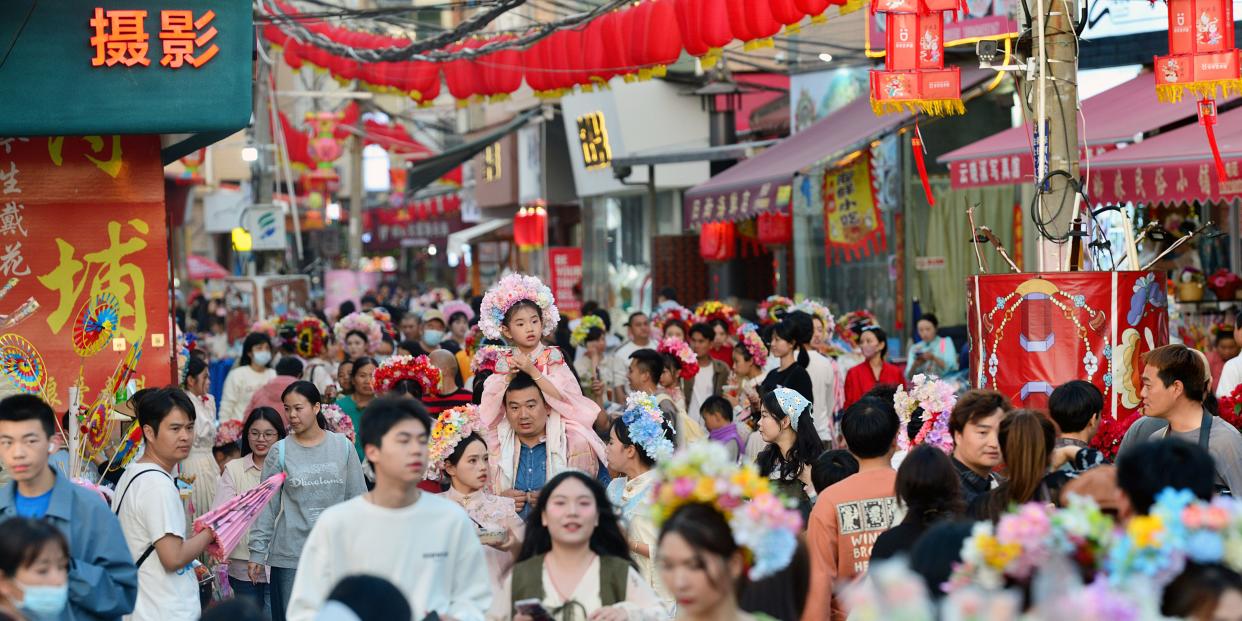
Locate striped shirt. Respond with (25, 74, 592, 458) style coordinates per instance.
(423, 388, 474, 416)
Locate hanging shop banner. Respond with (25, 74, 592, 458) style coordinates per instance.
(548, 247, 583, 319)
(949, 145, 1115, 189)
(0, 135, 172, 407)
(0, 1, 250, 136)
(823, 154, 886, 265)
(365, 194, 465, 251)
(1089, 160, 1242, 205)
(966, 272, 1169, 447)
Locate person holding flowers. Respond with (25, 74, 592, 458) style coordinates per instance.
(476, 274, 609, 504)
(428, 404, 523, 594)
(650, 443, 802, 621)
(605, 393, 677, 605)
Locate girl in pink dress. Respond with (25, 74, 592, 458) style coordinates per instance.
(476, 274, 608, 496)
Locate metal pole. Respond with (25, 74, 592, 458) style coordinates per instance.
(1035, 0, 1080, 272)
(348, 126, 364, 269)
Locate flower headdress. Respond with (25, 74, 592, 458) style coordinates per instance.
(464, 326, 483, 357)
(657, 336, 699, 380)
(372, 354, 441, 396)
(771, 386, 810, 430)
(621, 393, 675, 462)
(441, 300, 476, 324)
(427, 404, 481, 480)
(215, 420, 243, 448)
(757, 296, 794, 326)
(478, 273, 560, 340)
(334, 311, 383, 354)
(369, 307, 396, 340)
(294, 317, 330, 359)
(250, 316, 280, 340)
(652, 301, 693, 331)
(322, 403, 355, 442)
(1106, 488, 1242, 587)
(652, 443, 803, 580)
(790, 299, 836, 334)
(735, 323, 768, 369)
(693, 300, 738, 326)
(570, 315, 606, 347)
(471, 345, 506, 375)
(892, 374, 957, 453)
(419, 288, 452, 308)
(837, 309, 878, 348)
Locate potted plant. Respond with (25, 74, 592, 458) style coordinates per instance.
(1178, 266, 1206, 302)
(1208, 268, 1242, 301)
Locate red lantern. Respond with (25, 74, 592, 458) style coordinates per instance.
(585, 17, 618, 84)
(674, 0, 710, 57)
(562, 28, 591, 89)
(743, 0, 782, 43)
(869, 0, 962, 117)
(795, 0, 832, 20)
(597, 11, 633, 81)
(769, 0, 808, 31)
(620, 6, 643, 77)
(479, 35, 524, 98)
(637, 0, 683, 76)
(699, 222, 737, 262)
(283, 39, 304, 70)
(724, 0, 758, 44)
(757, 211, 792, 245)
(443, 40, 483, 103)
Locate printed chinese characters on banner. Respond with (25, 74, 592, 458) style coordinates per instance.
(0, 135, 170, 407)
(823, 154, 886, 265)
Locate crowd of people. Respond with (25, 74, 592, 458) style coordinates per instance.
(1, 277, 1242, 621)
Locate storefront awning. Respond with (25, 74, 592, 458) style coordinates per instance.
(683, 68, 993, 228)
(938, 72, 1216, 189)
(404, 109, 538, 198)
(445, 218, 511, 256)
(1087, 105, 1242, 205)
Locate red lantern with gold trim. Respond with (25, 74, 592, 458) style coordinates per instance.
(757, 210, 792, 245)
(585, 16, 619, 84)
(637, 0, 684, 77)
(770, 0, 809, 31)
(699, 221, 737, 262)
(674, 0, 710, 57)
(869, 0, 962, 117)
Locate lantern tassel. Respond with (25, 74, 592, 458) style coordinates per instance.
(912, 121, 935, 206)
(1199, 98, 1230, 181)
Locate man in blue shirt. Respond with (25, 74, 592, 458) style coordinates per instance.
(0, 394, 138, 620)
(497, 372, 609, 519)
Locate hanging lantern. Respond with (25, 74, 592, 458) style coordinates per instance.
(306, 111, 346, 183)
(770, 0, 809, 33)
(795, 0, 832, 21)
(699, 221, 737, 262)
(696, 0, 736, 67)
(533, 205, 548, 248)
(563, 28, 591, 90)
(757, 210, 792, 245)
(869, 0, 963, 117)
(283, 39, 304, 70)
(741, 0, 782, 48)
(600, 11, 635, 81)
(636, 0, 684, 78)
(481, 35, 524, 100)
(585, 17, 618, 85)
(620, 5, 644, 81)
(1155, 0, 1242, 179)
(674, 0, 711, 58)
(443, 40, 483, 105)
(514, 207, 530, 249)
(724, 0, 759, 47)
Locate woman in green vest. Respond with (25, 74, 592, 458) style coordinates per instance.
(488, 471, 667, 621)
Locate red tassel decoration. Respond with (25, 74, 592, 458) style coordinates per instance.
(1200, 99, 1229, 180)
(912, 121, 935, 205)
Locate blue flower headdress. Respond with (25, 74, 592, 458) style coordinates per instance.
(622, 392, 675, 462)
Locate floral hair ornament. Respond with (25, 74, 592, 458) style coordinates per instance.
(652, 443, 803, 580)
(652, 301, 693, 331)
(771, 386, 810, 430)
(369, 307, 396, 340)
(333, 311, 384, 354)
(621, 392, 675, 462)
(471, 345, 506, 375)
(322, 403, 355, 442)
(735, 323, 768, 369)
(478, 273, 561, 341)
(570, 315, 606, 348)
(371, 354, 441, 396)
(1106, 488, 1242, 587)
(441, 300, 476, 324)
(790, 299, 836, 334)
(757, 296, 794, 326)
(693, 300, 738, 327)
(464, 325, 483, 357)
(215, 420, 243, 448)
(892, 374, 957, 453)
(294, 317, 330, 359)
(657, 336, 699, 380)
(427, 404, 482, 480)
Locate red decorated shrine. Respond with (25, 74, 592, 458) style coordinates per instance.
(967, 272, 1169, 426)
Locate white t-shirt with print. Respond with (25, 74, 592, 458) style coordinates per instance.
(112, 462, 200, 621)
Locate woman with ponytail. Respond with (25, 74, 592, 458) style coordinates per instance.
(759, 319, 814, 406)
(971, 409, 1057, 520)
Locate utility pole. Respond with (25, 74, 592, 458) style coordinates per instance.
(348, 118, 364, 269)
(1033, 0, 1081, 271)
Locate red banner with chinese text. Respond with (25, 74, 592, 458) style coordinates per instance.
(1089, 159, 1242, 205)
(948, 145, 1116, 189)
(822, 154, 886, 265)
(0, 135, 172, 409)
(548, 247, 583, 320)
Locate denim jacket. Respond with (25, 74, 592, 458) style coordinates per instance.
(0, 469, 138, 621)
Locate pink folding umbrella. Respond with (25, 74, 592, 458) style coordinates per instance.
(186, 255, 230, 280)
(193, 472, 286, 562)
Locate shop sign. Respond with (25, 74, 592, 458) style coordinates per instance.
(241, 206, 286, 251)
(685, 182, 789, 229)
(1090, 159, 1242, 205)
(823, 154, 886, 265)
(575, 111, 613, 170)
(548, 247, 583, 319)
(0, 1, 250, 136)
(948, 145, 1114, 189)
(0, 134, 173, 406)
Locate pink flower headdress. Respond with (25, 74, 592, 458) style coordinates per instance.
(478, 273, 560, 341)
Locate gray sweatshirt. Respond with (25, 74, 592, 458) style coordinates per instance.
(248, 431, 366, 568)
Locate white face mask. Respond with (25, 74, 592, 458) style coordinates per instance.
(253, 350, 273, 366)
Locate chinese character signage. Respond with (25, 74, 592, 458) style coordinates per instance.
(0, 1, 249, 136)
(1089, 159, 1242, 205)
(548, 247, 583, 319)
(576, 111, 613, 170)
(823, 154, 886, 265)
(947, 146, 1115, 189)
(0, 135, 172, 408)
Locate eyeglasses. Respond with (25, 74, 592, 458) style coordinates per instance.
(248, 431, 279, 440)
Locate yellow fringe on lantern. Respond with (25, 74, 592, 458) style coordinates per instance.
(638, 68, 653, 80)
(455, 99, 470, 109)
(581, 84, 596, 93)
(842, 0, 866, 14)
(624, 74, 638, 83)
(811, 14, 828, 23)
(409, 89, 423, 102)
(1156, 79, 1242, 103)
(487, 93, 511, 103)
(701, 48, 723, 69)
(652, 65, 668, 78)
(870, 98, 966, 116)
(784, 23, 802, 35)
(743, 38, 775, 52)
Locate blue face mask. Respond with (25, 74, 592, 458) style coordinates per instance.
(423, 329, 445, 347)
(17, 582, 68, 617)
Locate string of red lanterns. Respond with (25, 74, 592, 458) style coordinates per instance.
(514, 204, 548, 251)
(262, 0, 855, 104)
